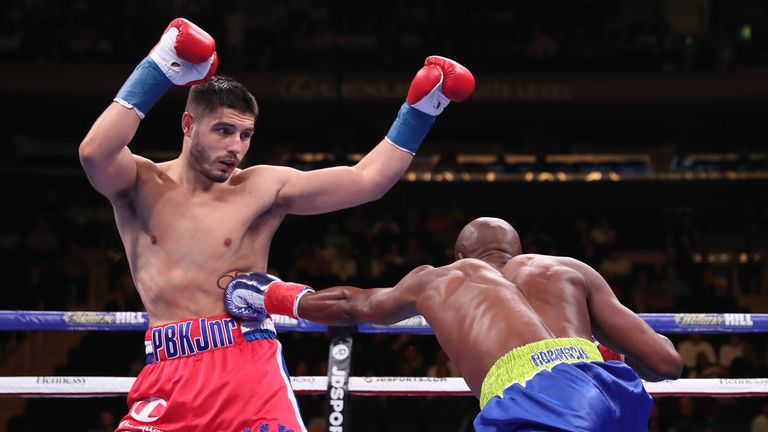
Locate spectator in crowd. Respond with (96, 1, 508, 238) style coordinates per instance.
(599, 249, 633, 282)
(677, 333, 717, 373)
(328, 242, 358, 283)
(87, 410, 116, 432)
(667, 396, 705, 432)
(659, 264, 692, 308)
(719, 334, 746, 371)
(700, 266, 741, 312)
(372, 211, 401, 239)
(589, 217, 618, 247)
(627, 269, 659, 312)
(426, 348, 460, 378)
(24, 218, 60, 258)
(752, 402, 768, 432)
(687, 351, 726, 378)
(731, 341, 768, 378)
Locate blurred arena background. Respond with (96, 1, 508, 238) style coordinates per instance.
(1, 0, 767, 430)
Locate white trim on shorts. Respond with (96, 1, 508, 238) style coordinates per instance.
(275, 341, 308, 432)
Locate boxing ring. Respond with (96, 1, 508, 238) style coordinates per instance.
(1, 311, 767, 428)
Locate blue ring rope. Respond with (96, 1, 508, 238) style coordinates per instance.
(0, 311, 764, 334)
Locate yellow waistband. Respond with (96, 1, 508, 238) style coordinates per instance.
(479, 337, 603, 408)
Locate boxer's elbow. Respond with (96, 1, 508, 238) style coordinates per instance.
(655, 338, 684, 380)
(78, 137, 115, 168)
(641, 350, 684, 381)
(78, 138, 98, 164)
(657, 350, 684, 380)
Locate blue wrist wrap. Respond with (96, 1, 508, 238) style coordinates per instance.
(114, 57, 173, 119)
(385, 102, 436, 155)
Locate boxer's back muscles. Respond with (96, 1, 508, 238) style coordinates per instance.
(502, 254, 683, 381)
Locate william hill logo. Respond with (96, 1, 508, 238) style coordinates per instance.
(63, 312, 146, 326)
(674, 314, 754, 327)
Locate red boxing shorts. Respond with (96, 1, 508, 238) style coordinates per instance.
(116, 314, 306, 432)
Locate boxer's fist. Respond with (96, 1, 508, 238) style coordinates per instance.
(407, 56, 475, 116)
(115, 18, 218, 118)
(224, 272, 278, 320)
(596, 341, 625, 362)
(224, 272, 314, 319)
(149, 18, 218, 86)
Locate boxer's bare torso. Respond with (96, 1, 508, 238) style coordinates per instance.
(407, 260, 554, 395)
(115, 157, 285, 325)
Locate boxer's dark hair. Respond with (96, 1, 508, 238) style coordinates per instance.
(186, 75, 258, 120)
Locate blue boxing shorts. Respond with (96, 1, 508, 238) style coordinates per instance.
(474, 337, 652, 432)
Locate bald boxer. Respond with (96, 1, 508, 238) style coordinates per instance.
(78, 17, 475, 432)
(225, 218, 683, 431)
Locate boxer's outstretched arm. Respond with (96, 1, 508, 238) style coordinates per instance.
(298, 285, 414, 326)
(224, 266, 431, 323)
(273, 142, 412, 215)
(570, 259, 684, 381)
(297, 265, 432, 325)
(273, 57, 474, 216)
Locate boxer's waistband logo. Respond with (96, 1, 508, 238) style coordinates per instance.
(530, 345, 588, 368)
(149, 318, 238, 362)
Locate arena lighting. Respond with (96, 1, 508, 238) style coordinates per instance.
(585, 171, 603, 181)
(740, 25, 752, 41)
(740, 253, 749, 264)
(537, 172, 555, 182)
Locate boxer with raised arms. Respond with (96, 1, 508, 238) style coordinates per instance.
(226, 217, 683, 431)
(78, 17, 475, 432)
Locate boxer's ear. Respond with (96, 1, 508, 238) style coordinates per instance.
(182, 112, 194, 136)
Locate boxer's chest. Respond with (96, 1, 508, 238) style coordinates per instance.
(120, 179, 277, 266)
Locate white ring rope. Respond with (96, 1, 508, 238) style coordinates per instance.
(1, 376, 766, 398)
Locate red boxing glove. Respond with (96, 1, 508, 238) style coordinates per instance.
(264, 281, 315, 319)
(596, 341, 625, 362)
(115, 18, 218, 118)
(406, 56, 475, 116)
(149, 18, 218, 86)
